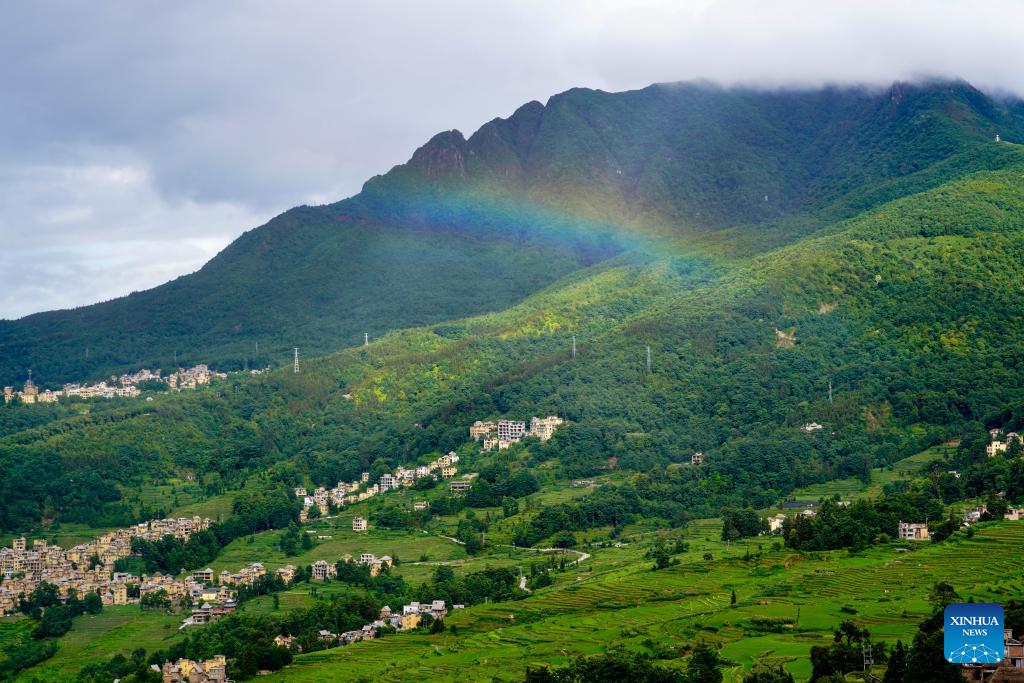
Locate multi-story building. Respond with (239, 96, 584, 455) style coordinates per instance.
(497, 419, 526, 443)
(470, 421, 496, 441)
(529, 416, 564, 441)
(352, 516, 368, 532)
(312, 560, 337, 581)
(897, 521, 930, 540)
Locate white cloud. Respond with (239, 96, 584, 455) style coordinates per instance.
(3, 0, 1024, 317)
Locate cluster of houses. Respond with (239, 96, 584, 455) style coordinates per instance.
(0, 516, 213, 614)
(987, 428, 1024, 457)
(165, 364, 226, 390)
(962, 502, 1024, 524)
(470, 416, 564, 451)
(159, 655, 228, 682)
(3, 376, 61, 404)
(296, 451, 463, 521)
(273, 600, 460, 651)
(3, 364, 224, 405)
(311, 552, 393, 582)
(181, 564, 301, 628)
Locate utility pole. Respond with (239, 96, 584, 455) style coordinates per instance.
(863, 641, 873, 673)
(571, 335, 576, 360)
(646, 345, 652, 374)
(293, 348, 299, 374)
(828, 379, 833, 404)
(173, 350, 177, 366)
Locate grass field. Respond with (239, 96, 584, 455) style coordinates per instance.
(784, 445, 952, 505)
(11, 606, 184, 683)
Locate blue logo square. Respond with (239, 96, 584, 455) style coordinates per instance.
(944, 603, 1005, 664)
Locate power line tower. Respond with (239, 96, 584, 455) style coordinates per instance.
(828, 379, 833, 404)
(571, 335, 576, 360)
(364, 333, 369, 346)
(863, 641, 873, 674)
(293, 348, 300, 374)
(646, 345, 652, 374)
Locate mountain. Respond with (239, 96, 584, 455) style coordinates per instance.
(5, 79, 1024, 533)
(3, 79, 1023, 388)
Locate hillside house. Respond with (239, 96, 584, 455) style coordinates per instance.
(312, 560, 337, 581)
(897, 521, 930, 540)
(192, 568, 214, 584)
(413, 501, 429, 511)
(352, 516, 368, 532)
(274, 565, 296, 584)
(964, 505, 987, 524)
(161, 655, 227, 683)
(498, 419, 526, 445)
(450, 480, 472, 494)
(691, 452, 704, 465)
(529, 416, 564, 441)
(470, 421, 496, 441)
(768, 514, 787, 533)
(988, 440, 1010, 457)
(273, 634, 296, 650)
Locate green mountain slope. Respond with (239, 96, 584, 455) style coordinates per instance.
(5, 136, 1024, 531)
(4, 79, 1023, 388)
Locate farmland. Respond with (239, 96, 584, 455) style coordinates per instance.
(253, 519, 1024, 682)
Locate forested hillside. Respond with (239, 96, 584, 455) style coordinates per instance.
(4, 79, 1023, 388)
(4, 99, 1024, 534)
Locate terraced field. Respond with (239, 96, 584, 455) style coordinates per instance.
(260, 520, 1024, 682)
(11, 607, 184, 683)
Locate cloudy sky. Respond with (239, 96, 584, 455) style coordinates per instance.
(3, 0, 1023, 319)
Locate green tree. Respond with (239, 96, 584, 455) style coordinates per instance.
(742, 667, 794, 683)
(686, 642, 722, 683)
(883, 640, 907, 683)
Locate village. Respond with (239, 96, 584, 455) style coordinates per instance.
(295, 415, 565, 520)
(2, 364, 225, 404)
(0, 516, 215, 614)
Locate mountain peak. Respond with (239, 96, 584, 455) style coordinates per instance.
(407, 130, 469, 180)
